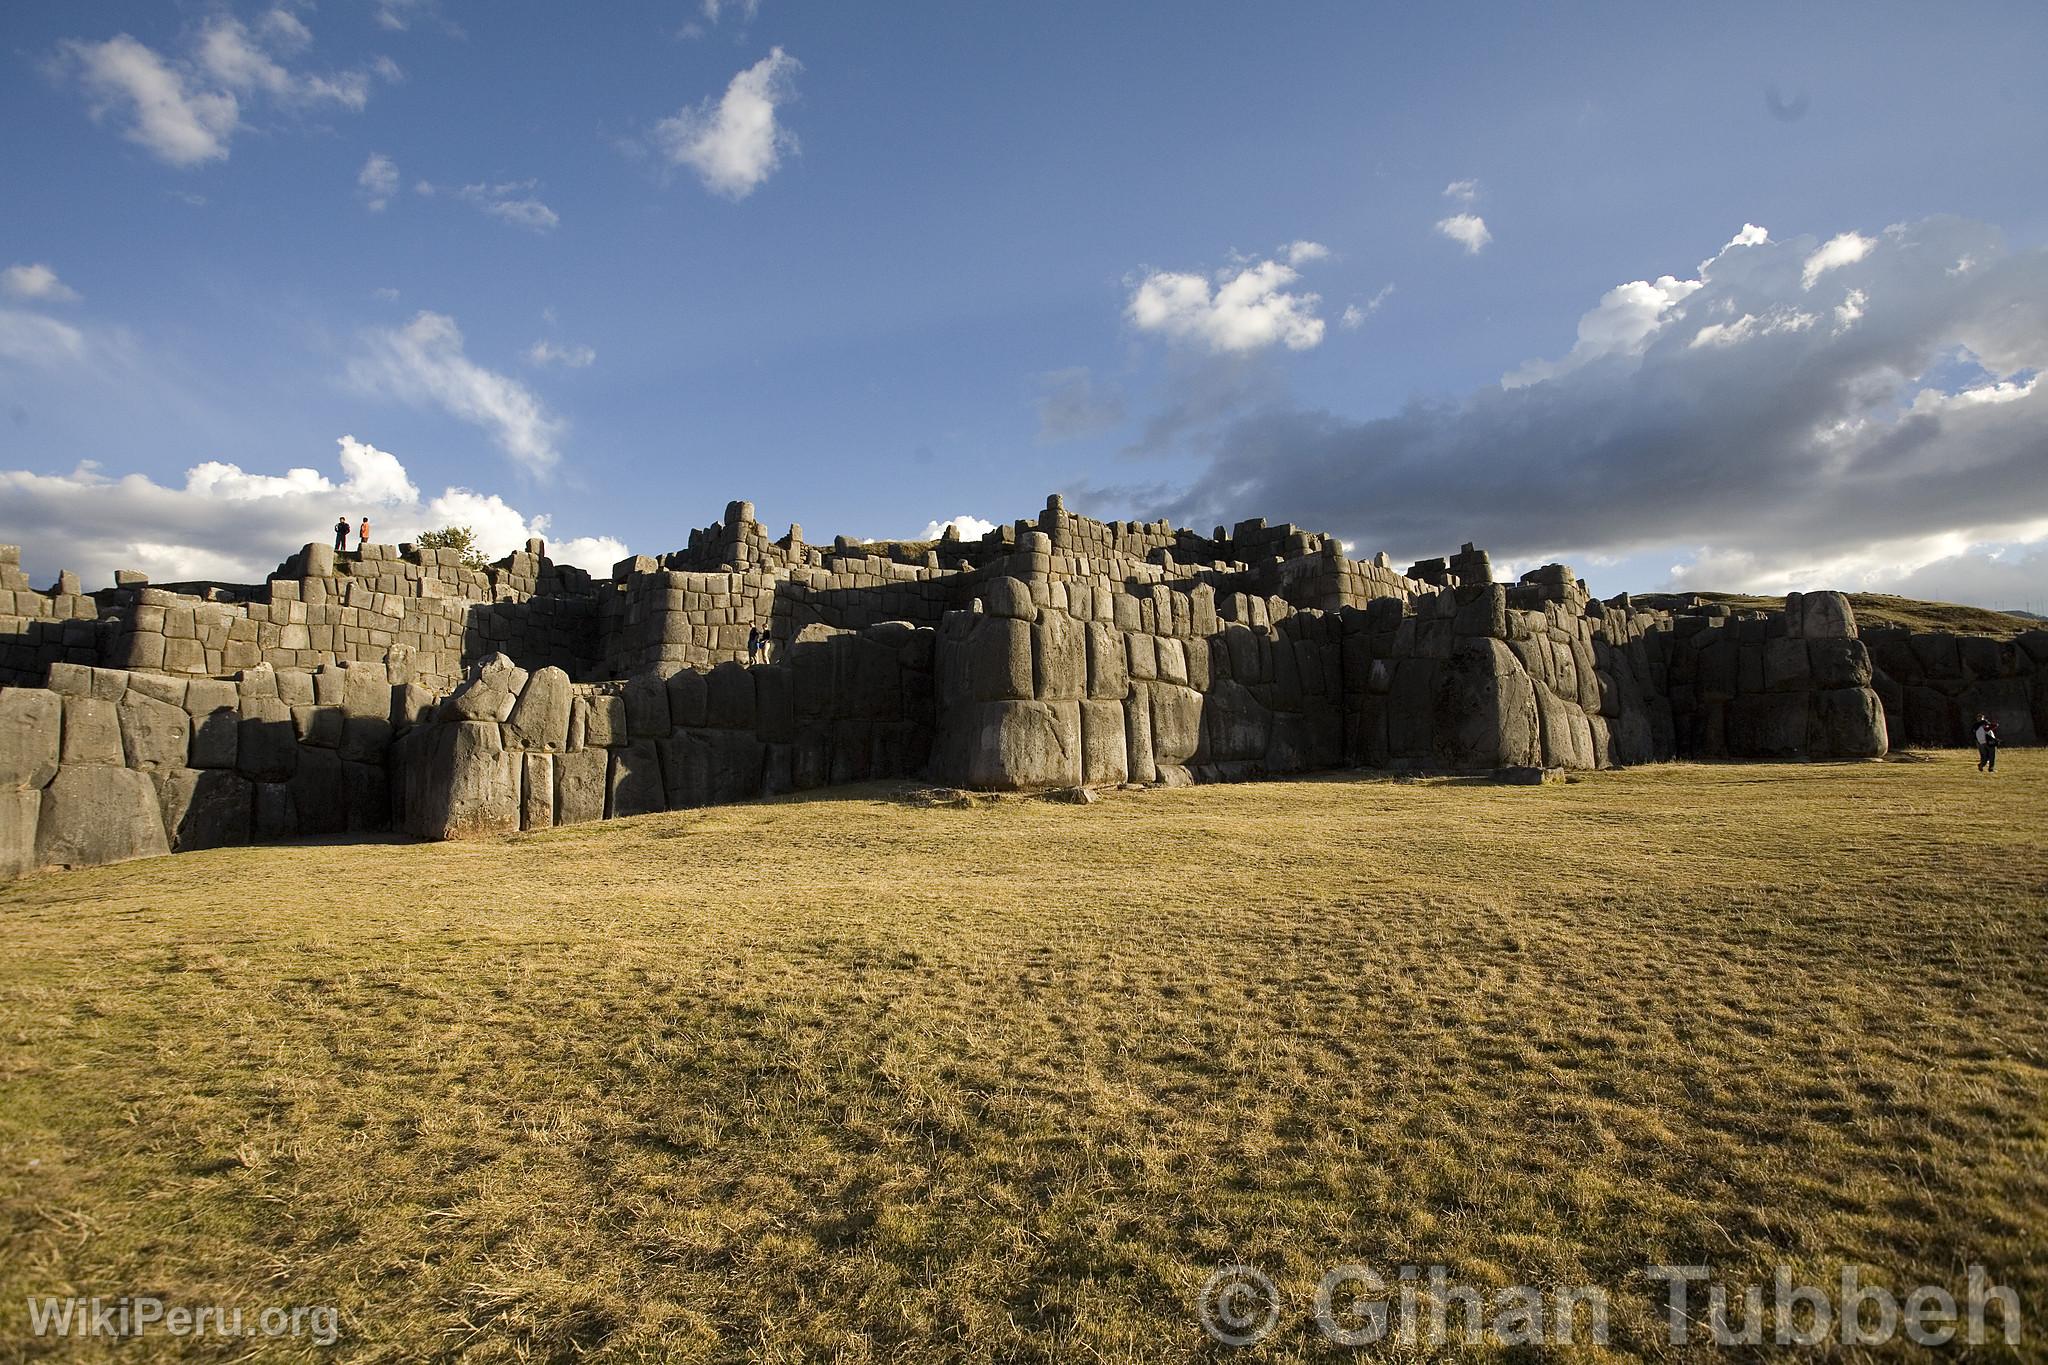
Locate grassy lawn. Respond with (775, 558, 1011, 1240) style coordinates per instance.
(2, 753, 2044, 1361)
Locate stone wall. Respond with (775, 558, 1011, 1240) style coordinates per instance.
(1, 539, 601, 695)
(399, 621, 938, 840)
(0, 658, 423, 879)
(1664, 591, 1890, 760)
(9, 492, 2038, 881)
(1863, 626, 2048, 748)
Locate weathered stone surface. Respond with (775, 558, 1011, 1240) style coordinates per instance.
(342, 716, 393, 764)
(1033, 610, 1087, 701)
(35, 764, 169, 868)
(584, 693, 627, 747)
(505, 666, 573, 752)
(1149, 682, 1204, 766)
(60, 696, 123, 766)
(1788, 590, 1857, 640)
(237, 700, 298, 781)
(344, 759, 389, 831)
(623, 674, 671, 739)
(707, 662, 756, 730)
(253, 781, 297, 840)
(0, 788, 37, 880)
(290, 746, 348, 835)
(404, 722, 519, 840)
(1201, 680, 1269, 764)
(1726, 692, 1808, 758)
(666, 668, 708, 728)
(152, 767, 252, 851)
(1433, 638, 1540, 770)
(446, 654, 527, 722)
(981, 578, 1036, 620)
(187, 712, 236, 773)
(1124, 689, 1156, 783)
(555, 746, 607, 825)
(970, 617, 1034, 702)
(1808, 638, 1872, 691)
(293, 704, 344, 747)
(521, 752, 554, 831)
(960, 700, 1082, 790)
(1078, 699, 1128, 785)
(341, 662, 393, 721)
(118, 693, 191, 770)
(0, 689, 61, 789)
(1814, 687, 1887, 758)
(606, 739, 665, 817)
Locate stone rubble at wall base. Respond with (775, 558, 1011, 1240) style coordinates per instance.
(3, 501, 2044, 879)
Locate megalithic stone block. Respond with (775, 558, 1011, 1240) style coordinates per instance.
(403, 721, 520, 839)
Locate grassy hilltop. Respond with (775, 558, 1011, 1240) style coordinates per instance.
(2, 754, 2044, 1361)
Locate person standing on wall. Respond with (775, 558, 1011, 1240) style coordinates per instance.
(747, 625, 763, 666)
(1974, 714, 2000, 772)
(358, 516, 372, 551)
(333, 516, 350, 553)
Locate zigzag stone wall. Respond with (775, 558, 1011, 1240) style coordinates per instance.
(5, 492, 2040, 880)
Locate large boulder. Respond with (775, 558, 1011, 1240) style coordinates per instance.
(505, 666, 574, 752)
(0, 788, 37, 880)
(1787, 590, 1857, 639)
(606, 739, 665, 817)
(237, 698, 299, 781)
(446, 654, 527, 722)
(0, 689, 60, 790)
(980, 578, 1036, 620)
(1813, 687, 1887, 759)
(152, 768, 253, 851)
(969, 617, 1034, 702)
(1433, 638, 1540, 769)
(1078, 699, 1128, 785)
(35, 765, 170, 869)
(60, 696, 123, 766)
(1085, 621, 1127, 700)
(1148, 682, 1204, 766)
(403, 721, 520, 839)
(1201, 680, 1269, 764)
(554, 747, 607, 825)
(1726, 692, 1808, 757)
(1033, 610, 1087, 701)
(960, 700, 1082, 790)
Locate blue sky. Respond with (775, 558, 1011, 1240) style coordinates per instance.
(3, 1, 2046, 608)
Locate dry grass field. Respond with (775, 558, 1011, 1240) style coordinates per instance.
(2, 753, 2044, 1361)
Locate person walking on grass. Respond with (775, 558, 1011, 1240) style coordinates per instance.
(358, 516, 372, 551)
(333, 515, 350, 553)
(1974, 714, 2000, 772)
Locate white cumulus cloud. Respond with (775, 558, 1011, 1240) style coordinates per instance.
(656, 48, 801, 199)
(2, 263, 82, 304)
(357, 153, 398, 211)
(1802, 231, 1875, 288)
(55, 18, 391, 168)
(919, 516, 997, 541)
(0, 437, 628, 588)
(348, 311, 564, 476)
(1435, 213, 1492, 254)
(1128, 257, 1326, 354)
(1443, 178, 1480, 206)
(1164, 215, 2048, 604)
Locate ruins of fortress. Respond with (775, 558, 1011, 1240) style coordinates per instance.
(3, 495, 2045, 880)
